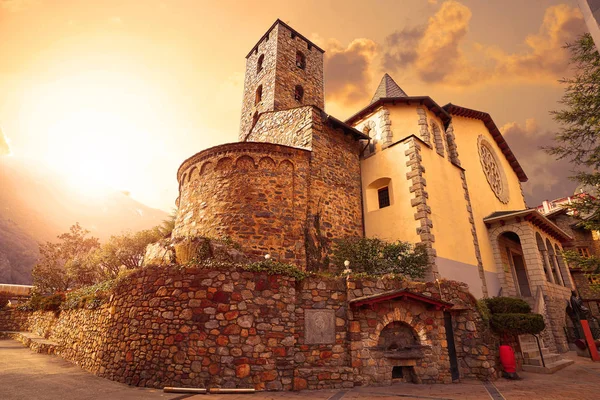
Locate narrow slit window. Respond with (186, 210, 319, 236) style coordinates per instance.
(294, 85, 304, 102)
(577, 247, 591, 257)
(255, 85, 262, 105)
(296, 51, 306, 69)
(378, 187, 390, 209)
(257, 54, 264, 74)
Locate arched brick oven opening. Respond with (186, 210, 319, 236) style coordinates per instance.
(375, 321, 426, 383)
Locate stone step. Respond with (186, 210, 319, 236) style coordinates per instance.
(0, 331, 60, 355)
(521, 347, 553, 359)
(523, 353, 562, 366)
(521, 359, 574, 374)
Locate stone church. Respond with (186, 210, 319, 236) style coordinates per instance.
(173, 19, 575, 354)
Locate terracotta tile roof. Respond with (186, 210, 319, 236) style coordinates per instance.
(370, 74, 408, 104)
(483, 209, 573, 242)
(443, 103, 528, 182)
(346, 96, 451, 126)
(349, 289, 454, 310)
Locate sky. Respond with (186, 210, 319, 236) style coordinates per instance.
(0, 0, 590, 211)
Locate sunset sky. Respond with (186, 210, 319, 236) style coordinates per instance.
(0, 0, 589, 211)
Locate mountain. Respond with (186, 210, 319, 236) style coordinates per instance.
(0, 157, 169, 284)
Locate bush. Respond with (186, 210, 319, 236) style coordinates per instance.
(331, 237, 427, 278)
(490, 313, 545, 336)
(476, 299, 491, 323)
(244, 260, 309, 280)
(0, 291, 11, 310)
(485, 297, 531, 314)
(39, 293, 65, 312)
(21, 292, 66, 312)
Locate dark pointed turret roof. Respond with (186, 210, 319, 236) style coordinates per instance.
(370, 73, 408, 104)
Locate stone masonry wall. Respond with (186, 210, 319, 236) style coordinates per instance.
(244, 106, 313, 148)
(293, 277, 353, 390)
(0, 309, 29, 331)
(346, 278, 497, 383)
(305, 113, 364, 270)
(174, 142, 311, 265)
(1, 266, 499, 391)
(273, 23, 324, 112)
(240, 23, 279, 138)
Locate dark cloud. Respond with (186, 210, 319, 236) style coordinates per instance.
(0, 127, 11, 156)
(324, 38, 377, 105)
(381, 1, 585, 86)
(501, 119, 577, 207)
(382, 26, 425, 71)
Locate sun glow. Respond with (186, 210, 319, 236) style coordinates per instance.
(18, 69, 167, 199)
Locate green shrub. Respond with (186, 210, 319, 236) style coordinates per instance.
(39, 293, 65, 312)
(490, 313, 545, 336)
(484, 297, 531, 314)
(0, 291, 11, 310)
(476, 299, 491, 324)
(244, 260, 309, 280)
(331, 237, 427, 278)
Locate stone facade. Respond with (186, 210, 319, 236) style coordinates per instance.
(545, 211, 600, 318)
(0, 265, 499, 391)
(239, 21, 324, 137)
(174, 142, 311, 264)
(178, 19, 363, 271)
(486, 217, 573, 353)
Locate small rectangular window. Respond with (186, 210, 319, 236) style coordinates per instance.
(578, 247, 591, 257)
(378, 187, 390, 209)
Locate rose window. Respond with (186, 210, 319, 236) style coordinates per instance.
(478, 136, 509, 203)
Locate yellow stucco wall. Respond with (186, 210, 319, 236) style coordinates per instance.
(419, 146, 478, 266)
(360, 140, 419, 243)
(450, 116, 527, 275)
(388, 106, 420, 142)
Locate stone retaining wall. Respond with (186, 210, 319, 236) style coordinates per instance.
(0, 309, 29, 331)
(0, 265, 500, 390)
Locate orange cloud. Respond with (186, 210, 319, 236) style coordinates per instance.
(323, 38, 378, 105)
(492, 4, 585, 80)
(382, 1, 585, 86)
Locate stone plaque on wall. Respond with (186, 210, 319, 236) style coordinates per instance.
(305, 309, 335, 344)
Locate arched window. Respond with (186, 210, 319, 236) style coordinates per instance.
(257, 54, 264, 74)
(296, 51, 306, 69)
(294, 85, 304, 102)
(255, 85, 262, 105)
(252, 111, 259, 127)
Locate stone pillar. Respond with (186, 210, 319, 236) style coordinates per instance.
(552, 255, 565, 286)
(541, 251, 555, 284)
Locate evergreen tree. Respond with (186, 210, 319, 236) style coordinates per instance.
(547, 33, 600, 287)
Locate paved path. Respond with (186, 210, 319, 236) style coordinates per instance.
(0, 340, 179, 400)
(2, 339, 600, 400)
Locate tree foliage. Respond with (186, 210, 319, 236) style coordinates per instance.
(490, 313, 545, 336)
(87, 228, 162, 279)
(158, 208, 177, 238)
(563, 249, 600, 291)
(484, 296, 531, 314)
(32, 223, 100, 293)
(331, 237, 427, 278)
(547, 33, 600, 281)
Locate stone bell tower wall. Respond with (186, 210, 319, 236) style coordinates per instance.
(174, 142, 311, 265)
(239, 21, 324, 139)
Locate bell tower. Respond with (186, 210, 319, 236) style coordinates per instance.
(239, 19, 325, 139)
